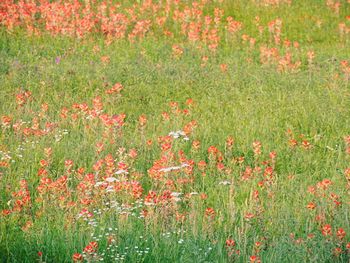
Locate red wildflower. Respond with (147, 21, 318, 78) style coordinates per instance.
(208, 146, 218, 155)
(72, 253, 83, 261)
(225, 239, 236, 247)
(306, 202, 316, 210)
(336, 228, 346, 240)
(245, 213, 255, 220)
(83, 241, 98, 254)
(321, 224, 332, 237)
(333, 247, 342, 256)
(250, 255, 261, 263)
(2, 209, 11, 216)
(217, 162, 225, 171)
(186, 98, 194, 106)
(346, 242, 350, 250)
(205, 207, 215, 218)
(226, 136, 234, 147)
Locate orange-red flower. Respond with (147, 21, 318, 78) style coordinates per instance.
(321, 224, 332, 237)
(205, 207, 215, 218)
(306, 202, 316, 210)
(250, 255, 261, 263)
(225, 239, 236, 247)
(336, 228, 346, 240)
(72, 253, 83, 261)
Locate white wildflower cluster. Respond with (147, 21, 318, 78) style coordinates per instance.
(158, 163, 189, 172)
(115, 169, 128, 175)
(218, 180, 231, 185)
(54, 129, 69, 142)
(161, 229, 187, 246)
(87, 224, 152, 261)
(168, 130, 189, 141)
(15, 144, 25, 158)
(0, 150, 12, 161)
(171, 192, 182, 202)
(94, 169, 128, 191)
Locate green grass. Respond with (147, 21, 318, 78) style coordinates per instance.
(0, 0, 350, 262)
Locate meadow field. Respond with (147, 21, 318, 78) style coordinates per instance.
(0, 0, 350, 262)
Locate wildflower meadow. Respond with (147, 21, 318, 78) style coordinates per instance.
(0, 0, 350, 262)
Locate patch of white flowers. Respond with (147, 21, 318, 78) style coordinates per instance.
(168, 130, 189, 141)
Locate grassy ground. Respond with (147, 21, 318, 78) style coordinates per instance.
(0, 0, 350, 262)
